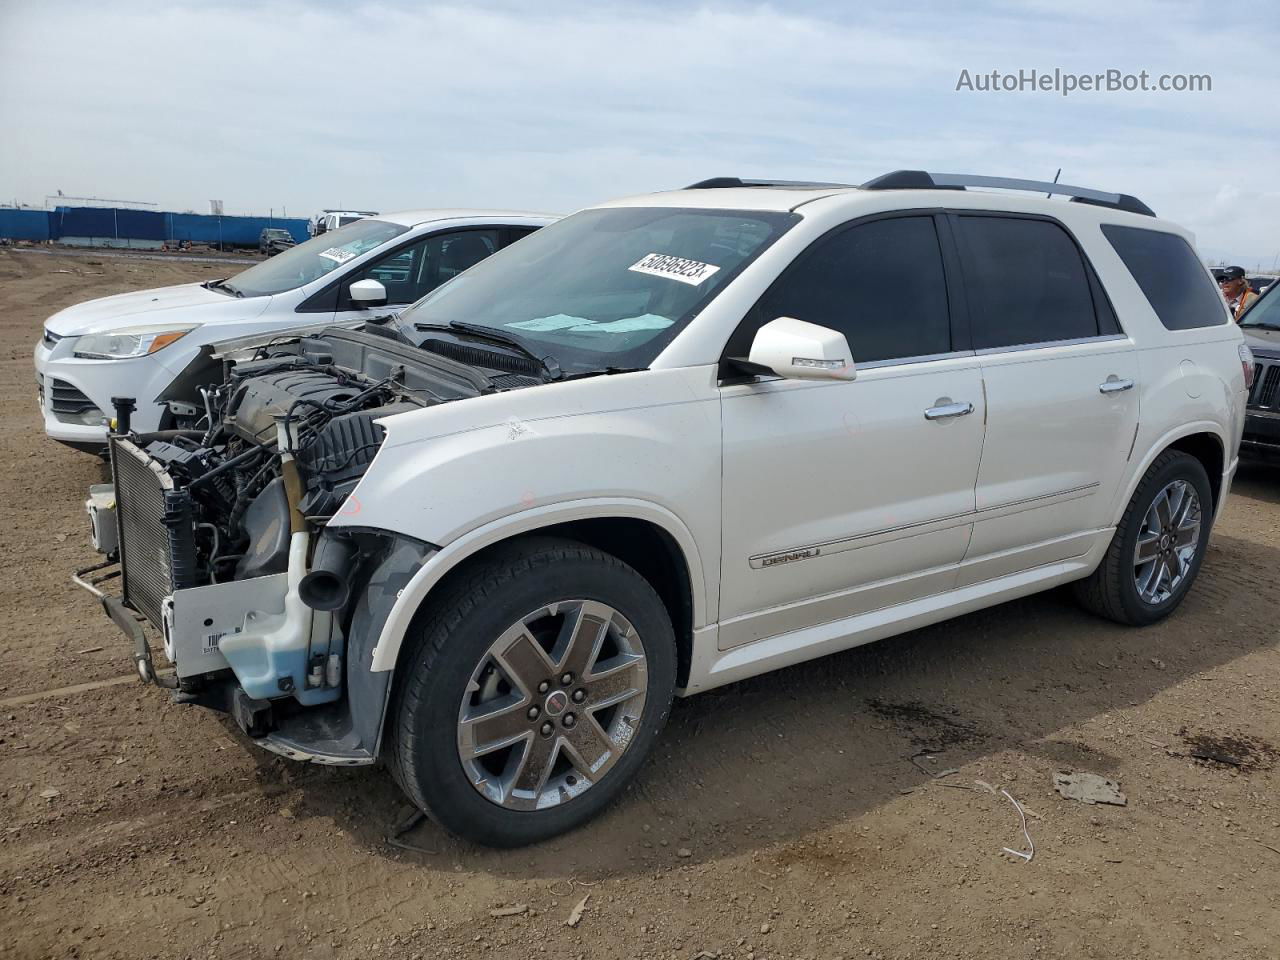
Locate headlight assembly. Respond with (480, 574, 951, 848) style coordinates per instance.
(73, 324, 199, 360)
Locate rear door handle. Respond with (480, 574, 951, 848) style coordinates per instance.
(924, 400, 975, 421)
(1099, 377, 1135, 394)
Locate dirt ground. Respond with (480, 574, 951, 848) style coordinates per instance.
(1, 247, 1278, 960)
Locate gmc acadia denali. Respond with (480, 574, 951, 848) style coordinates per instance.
(76, 172, 1250, 845)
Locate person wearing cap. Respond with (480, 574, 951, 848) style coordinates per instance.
(1218, 266, 1258, 321)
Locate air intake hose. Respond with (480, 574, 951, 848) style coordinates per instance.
(299, 533, 358, 612)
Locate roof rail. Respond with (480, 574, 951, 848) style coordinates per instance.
(861, 170, 1155, 217)
(685, 177, 856, 190)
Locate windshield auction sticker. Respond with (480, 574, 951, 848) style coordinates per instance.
(628, 253, 721, 286)
(318, 247, 358, 264)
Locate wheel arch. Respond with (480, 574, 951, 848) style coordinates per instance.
(1116, 423, 1228, 525)
(368, 499, 707, 684)
(1167, 432, 1225, 511)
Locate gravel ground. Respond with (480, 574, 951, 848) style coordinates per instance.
(1, 247, 1278, 960)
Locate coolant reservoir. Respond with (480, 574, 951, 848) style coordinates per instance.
(219, 532, 340, 706)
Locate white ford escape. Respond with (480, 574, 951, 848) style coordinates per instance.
(34, 210, 555, 451)
(80, 172, 1249, 846)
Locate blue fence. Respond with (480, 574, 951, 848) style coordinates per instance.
(0, 209, 52, 242)
(53, 207, 166, 242)
(0, 207, 311, 248)
(166, 213, 310, 246)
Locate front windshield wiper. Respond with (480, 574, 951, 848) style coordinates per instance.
(413, 320, 563, 380)
(204, 278, 244, 298)
(361, 317, 417, 347)
(563, 366, 647, 381)
(1241, 321, 1280, 331)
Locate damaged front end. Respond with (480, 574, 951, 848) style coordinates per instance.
(75, 326, 493, 763)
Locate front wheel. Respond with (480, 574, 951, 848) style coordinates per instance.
(1073, 450, 1213, 625)
(387, 537, 676, 846)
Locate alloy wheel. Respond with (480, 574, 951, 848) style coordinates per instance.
(456, 600, 648, 811)
(1133, 479, 1202, 605)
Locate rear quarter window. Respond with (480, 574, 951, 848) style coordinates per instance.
(1101, 224, 1227, 330)
(955, 215, 1102, 349)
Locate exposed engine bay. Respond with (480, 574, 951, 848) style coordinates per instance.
(149, 327, 492, 589)
(81, 324, 548, 761)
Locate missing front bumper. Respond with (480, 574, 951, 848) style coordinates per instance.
(74, 469, 434, 764)
(103, 593, 178, 688)
(72, 558, 175, 689)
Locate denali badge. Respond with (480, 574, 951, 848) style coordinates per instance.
(755, 547, 821, 568)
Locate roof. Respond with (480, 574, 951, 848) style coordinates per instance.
(595, 171, 1157, 220)
(596, 187, 853, 214)
(373, 209, 561, 228)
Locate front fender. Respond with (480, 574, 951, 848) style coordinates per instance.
(326, 367, 723, 673)
(362, 497, 709, 672)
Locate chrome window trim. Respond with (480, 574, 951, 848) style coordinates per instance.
(856, 349, 978, 370)
(720, 348, 978, 389)
(974, 333, 1129, 357)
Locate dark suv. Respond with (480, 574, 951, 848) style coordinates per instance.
(1240, 284, 1280, 458)
(258, 228, 295, 257)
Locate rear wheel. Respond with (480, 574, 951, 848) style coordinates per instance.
(388, 537, 676, 846)
(1073, 450, 1213, 625)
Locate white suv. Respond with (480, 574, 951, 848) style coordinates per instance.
(81, 172, 1249, 846)
(34, 210, 556, 451)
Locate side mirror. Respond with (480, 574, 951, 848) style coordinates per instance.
(349, 278, 387, 308)
(747, 317, 856, 381)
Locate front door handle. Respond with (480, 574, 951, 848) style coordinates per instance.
(1099, 377, 1135, 394)
(924, 400, 975, 421)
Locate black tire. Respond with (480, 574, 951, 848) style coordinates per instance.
(386, 536, 676, 847)
(1073, 450, 1213, 625)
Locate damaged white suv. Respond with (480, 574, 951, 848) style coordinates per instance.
(79, 172, 1249, 846)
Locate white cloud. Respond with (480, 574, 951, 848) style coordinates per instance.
(0, 0, 1276, 262)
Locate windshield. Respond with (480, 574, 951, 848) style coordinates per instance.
(228, 218, 408, 297)
(396, 207, 797, 373)
(1241, 286, 1280, 328)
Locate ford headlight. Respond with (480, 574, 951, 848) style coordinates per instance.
(73, 324, 199, 360)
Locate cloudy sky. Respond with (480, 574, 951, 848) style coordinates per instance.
(1, 0, 1276, 265)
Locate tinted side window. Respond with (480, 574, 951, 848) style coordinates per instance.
(741, 216, 951, 363)
(501, 226, 541, 248)
(431, 229, 500, 285)
(348, 229, 501, 306)
(1101, 225, 1227, 330)
(956, 216, 1099, 349)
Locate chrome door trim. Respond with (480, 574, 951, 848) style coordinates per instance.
(977, 481, 1100, 516)
(748, 482, 1101, 569)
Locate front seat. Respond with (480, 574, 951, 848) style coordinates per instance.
(438, 234, 495, 281)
